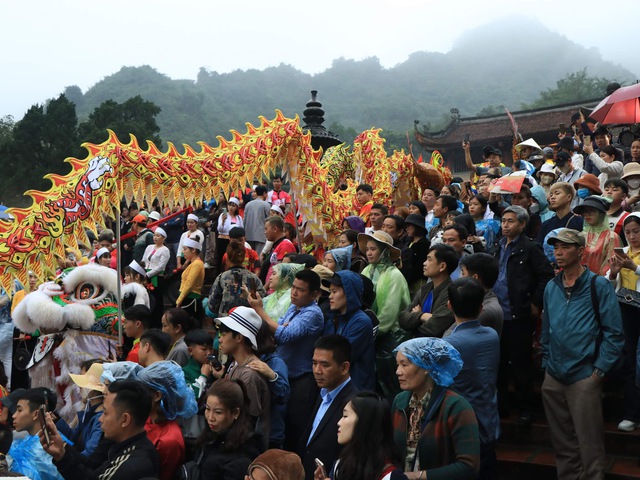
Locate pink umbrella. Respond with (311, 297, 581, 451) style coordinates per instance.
(590, 83, 640, 125)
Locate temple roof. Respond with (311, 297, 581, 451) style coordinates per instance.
(414, 100, 601, 149)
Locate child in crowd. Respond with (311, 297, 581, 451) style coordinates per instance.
(162, 308, 194, 367)
(181, 329, 216, 443)
(444, 210, 461, 228)
(94, 248, 111, 267)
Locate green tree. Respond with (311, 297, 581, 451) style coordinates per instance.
(10, 95, 78, 174)
(42, 95, 79, 168)
(78, 95, 162, 147)
(0, 115, 14, 148)
(1, 95, 79, 205)
(522, 69, 614, 109)
(0, 116, 16, 205)
(327, 122, 358, 146)
(379, 129, 411, 156)
(476, 104, 506, 117)
(11, 104, 47, 168)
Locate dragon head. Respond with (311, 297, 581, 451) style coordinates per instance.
(12, 263, 121, 335)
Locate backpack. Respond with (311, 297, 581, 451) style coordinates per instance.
(590, 275, 624, 375)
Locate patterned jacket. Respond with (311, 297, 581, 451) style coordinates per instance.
(208, 266, 266, 317)
(391, 386, 480, 480)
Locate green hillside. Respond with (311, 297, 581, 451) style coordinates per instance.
(60, 19, 640, 146)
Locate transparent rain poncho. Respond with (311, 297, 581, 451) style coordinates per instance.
(101, 361, 142, 383)
(137, 361, 198, 420)
(272, 263, 304, 290)
(326, 245, 353, 271)
(263, 263, 304, 320)
(394, 337, 463, 387)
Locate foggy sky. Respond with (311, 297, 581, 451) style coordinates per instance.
(1, 0, 637, 120)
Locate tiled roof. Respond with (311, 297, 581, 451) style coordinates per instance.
(415, 100, 600, 148)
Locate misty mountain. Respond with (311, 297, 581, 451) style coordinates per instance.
(67, 17, 636, 147)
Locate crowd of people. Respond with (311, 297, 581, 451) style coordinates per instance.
(0, 118, 639, 480)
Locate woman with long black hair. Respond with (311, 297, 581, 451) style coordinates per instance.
(190, 379, 263, 480)
(314, 391, 406, 480)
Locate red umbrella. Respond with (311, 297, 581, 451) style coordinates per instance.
(590, 83, 640, 125)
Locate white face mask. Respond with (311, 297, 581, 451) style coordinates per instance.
(540, 175, 554, 185)
(627, 178, 640, 190)
(530, 203, 540, 214)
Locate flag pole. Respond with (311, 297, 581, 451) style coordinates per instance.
(115, 207, 123, 347)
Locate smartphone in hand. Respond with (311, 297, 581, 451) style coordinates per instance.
(38, 405, 51, 446)
(463, 132, 470, 144)
(248, 277, 257, 297)
(315, 458, 327, 478)
(558, 123, 566, 134)
(207, 354, 223, 371)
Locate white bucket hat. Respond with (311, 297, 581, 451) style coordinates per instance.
(215, 306, 262, 350)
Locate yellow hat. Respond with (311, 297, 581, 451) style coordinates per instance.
(69, 363, 105, 391)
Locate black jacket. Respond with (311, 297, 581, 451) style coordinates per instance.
(394, 237, 414, 285)
(299, 379, 359, 480)
(490, 235, 554, 321)
(198, 430, 263, 480)
(55, 431, 158, 480)
(408, 237, 430, 285)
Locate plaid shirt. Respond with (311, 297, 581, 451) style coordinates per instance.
(392, 386, 480, 480)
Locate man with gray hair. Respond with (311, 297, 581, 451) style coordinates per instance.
(490, 205, 554, 426)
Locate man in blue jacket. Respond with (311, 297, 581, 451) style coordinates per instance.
(445, 277, 500, 480)
(541, 228, 624, 480)
(321, 270, 375, 390)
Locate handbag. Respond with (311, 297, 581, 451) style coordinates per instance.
(616, 287, 640, 308)
(176, 448, 205, 480)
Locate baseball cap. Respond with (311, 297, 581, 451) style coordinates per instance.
(555, 151, 572, 164)
(547, 228, 585, 247)
(132, 214, 147, 225)
(321, 274, 344, 290)
(556, 137, 576, 152)
(0, 388, 26, 415)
